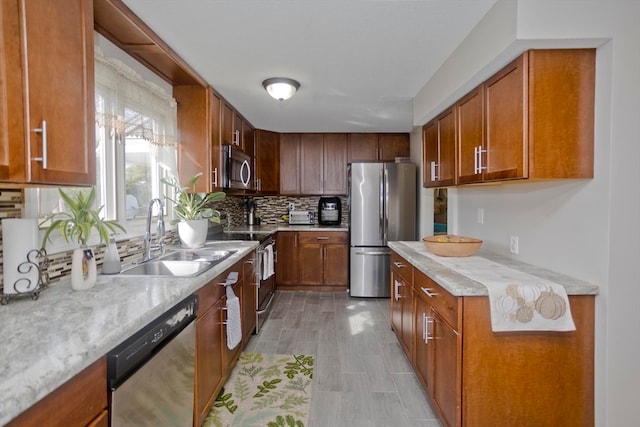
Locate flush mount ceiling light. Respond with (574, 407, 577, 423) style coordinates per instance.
(262, 77, 300, 101)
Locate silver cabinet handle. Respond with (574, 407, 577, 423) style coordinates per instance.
(212, 167, 218, 187)
(421, 287, 438, 298)
(430, 160, 438, 181)
(394, 279, 401, 301)
(33, 120, 48, 169)
(316, 236, 329, 240)
(393, 261, 405, 268)
(425, 316, 434, 343)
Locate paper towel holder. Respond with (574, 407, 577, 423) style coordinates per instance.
(0, 248, 50, 305)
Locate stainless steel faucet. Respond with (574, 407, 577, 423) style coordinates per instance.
(141, 198, 165, 263)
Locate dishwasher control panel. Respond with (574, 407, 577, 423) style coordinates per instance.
(107, 294, 198, 388)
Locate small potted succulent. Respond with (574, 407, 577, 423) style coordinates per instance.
(41, 187, 125, 291)
(162, 173, 225, 248)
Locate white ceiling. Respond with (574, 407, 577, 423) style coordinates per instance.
(122, 0, 497, 133)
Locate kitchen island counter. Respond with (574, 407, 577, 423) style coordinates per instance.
(0, 240, 258, 426)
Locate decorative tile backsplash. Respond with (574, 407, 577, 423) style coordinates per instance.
(219, 195, 349, 227)
(0, 189, 348, 293)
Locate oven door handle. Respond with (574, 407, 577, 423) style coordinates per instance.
(256, 292, 275, 315)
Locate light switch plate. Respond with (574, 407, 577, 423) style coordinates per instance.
(510, 236, 519, 254)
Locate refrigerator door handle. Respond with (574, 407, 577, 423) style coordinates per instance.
(379, 169, 384, 241)
(383, 168, 389, 243)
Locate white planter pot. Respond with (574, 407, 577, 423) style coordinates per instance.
(177, 219, 208, 248)
(71, 246, 97, 291)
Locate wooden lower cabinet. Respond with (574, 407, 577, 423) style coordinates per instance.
(6, 357, 107, 427)
(242, 251, 257, 344)
(284, 231, 348, 290)
(194, 254, 253, 426)
(391, 252, 414, 355)
(393, 250, 595, 427)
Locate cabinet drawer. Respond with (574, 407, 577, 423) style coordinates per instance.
(391, 252, 412, 283)
(414, 270, 460, 331)
(298, 231, 347, 244)
(195, 271, 228, 312)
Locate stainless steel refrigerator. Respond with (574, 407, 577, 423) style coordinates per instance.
(349, 162, 416, 297)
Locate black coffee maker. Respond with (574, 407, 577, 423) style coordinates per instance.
(318, 197, 341, 226)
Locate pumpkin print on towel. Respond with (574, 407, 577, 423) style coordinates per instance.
(494, 283, 566, 324)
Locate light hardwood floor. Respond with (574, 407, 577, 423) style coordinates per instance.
(245, 291, 443, 427)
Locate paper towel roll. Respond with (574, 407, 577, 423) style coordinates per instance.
(2, 218, 39, 294)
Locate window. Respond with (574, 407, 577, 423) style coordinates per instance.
(29, 47, 178, 247)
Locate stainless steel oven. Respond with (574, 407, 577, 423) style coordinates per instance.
(107, 295, 198, 427)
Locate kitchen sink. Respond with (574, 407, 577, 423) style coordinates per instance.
(120, 249, 236, 278)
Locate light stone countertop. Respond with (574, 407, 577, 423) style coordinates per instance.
(0, 240, 258, 426)
(388, 241, 599, 297)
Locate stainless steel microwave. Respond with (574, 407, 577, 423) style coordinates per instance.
(222, 144, 253, 190)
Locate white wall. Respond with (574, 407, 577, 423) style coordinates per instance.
(412, 1, 640, 426)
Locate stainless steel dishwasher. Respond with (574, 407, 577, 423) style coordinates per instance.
(107, 295, 198, 427)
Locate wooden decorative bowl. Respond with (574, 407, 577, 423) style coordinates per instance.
(422, 235, 483, 257)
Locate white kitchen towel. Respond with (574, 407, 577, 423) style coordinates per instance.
(421, 252, 576, 332)
(262, 243, 275, 280)
(225, 284, 242, 350)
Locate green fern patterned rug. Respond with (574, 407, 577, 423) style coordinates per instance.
(203, 352, 314, 427)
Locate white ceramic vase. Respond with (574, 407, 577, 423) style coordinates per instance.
(71, 246, 97, 291)
(177, 219, 208, 248)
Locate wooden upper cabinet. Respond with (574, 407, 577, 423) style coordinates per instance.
(279, 133, 301, 194)
(222, 102, 237, 146)
(242, 120, 255, 160)
(210, 89, 223, 190)
(423, 108, 456, 188)
(348, 133, 410, 162)
(255, 129, 280, 194)
(300, 133, 324, 195)
(1, 0, 95, 185)
(322, 133, 348, 195)
(175, 85, 210, 192)
(456, 86, 484, 185)
(348, 133, 379, 162)
(425, 48, 596, 188)
(378, 133, 410, 162)
(482, 53, 528, 182)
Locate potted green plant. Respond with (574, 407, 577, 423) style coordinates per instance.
(41, 187, 125, 291)
(162, 173, 225, 248)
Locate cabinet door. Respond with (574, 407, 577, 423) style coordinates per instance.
(234, 111, 243, 149)
(423, 110, 456, 188)
(242, 120, 255, 161)
(414, 294, 432, 397)
(457, 86, 484, 184)
(23, 0, 95, 185)
(275, 232, 299, 286)
(378, 133, 410, 162)
(400, 282, 414, 357)
(222, 102, 235, 146)
(0, 0, 25, 181)
(255, 129, 280, 194)
(279, 134, 300, 194)
(175, 85, 210, 192)
(430, 308, 461, 427)
(298, 240, 323, 285)
(195, 298, 224, 426)
(323, 133, 348, 195)
(223, 280, 243, 370)
(484, 54, 527, 182)
(348, 133, 379, 162)
(210, 89, 223, 190)
(300, 133, 324, 195)
(422, 121, 438, 188)
(323, 242, 348, 286)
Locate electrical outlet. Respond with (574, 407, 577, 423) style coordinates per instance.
(288, 202, 295, 211)
(510, 236, 519, 254)
(477, 208, 484, 224)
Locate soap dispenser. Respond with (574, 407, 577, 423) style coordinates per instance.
(102, 237, 121, 274)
